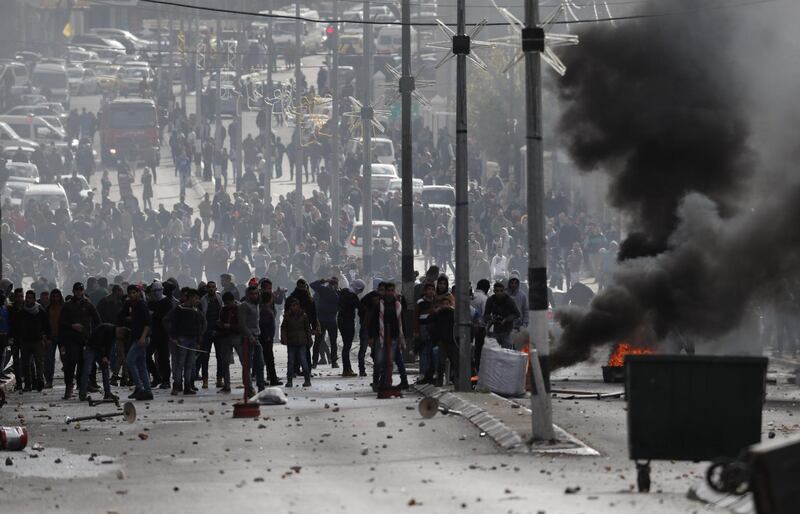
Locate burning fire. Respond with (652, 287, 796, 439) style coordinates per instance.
(607, 342, 654, 367)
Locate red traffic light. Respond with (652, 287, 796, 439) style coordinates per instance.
(326, 25, 335, 35)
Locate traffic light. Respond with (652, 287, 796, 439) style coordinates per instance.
(325, 24, 336, 51)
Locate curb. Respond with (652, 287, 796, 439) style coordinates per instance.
(414, 383, 524, 450)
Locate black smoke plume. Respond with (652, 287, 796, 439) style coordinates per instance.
(550, 0, 800, 367)
(556, 0, 754, 257)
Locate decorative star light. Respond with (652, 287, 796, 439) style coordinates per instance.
(562, 0, 614, 27)
(271, 82, 334, 145)
(343, 96, 390, 140)
(382, 64, 435, 107)
(427, 19, 495, 71)
(491, 1, 579, 76)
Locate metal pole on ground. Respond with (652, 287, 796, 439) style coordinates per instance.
(453, 0, 472, 392)
(525, 0, 556, 442)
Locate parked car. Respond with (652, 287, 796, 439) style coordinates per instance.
(345, 220, 400, 258)
(21, 184, 71, 220)
(30, 63, 70, 108)
(6, 162, 40, 183)
(67, 66, 99, 95)
(366, 163, 398, 191)
(118, 66, 153, 95)
(66, 47, 100, 64)
(385, 177, 423, 197)
(1, 180, 31, 207)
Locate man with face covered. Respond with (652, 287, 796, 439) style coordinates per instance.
(506, 274, 529, 331)
(483, 282, 521, 349)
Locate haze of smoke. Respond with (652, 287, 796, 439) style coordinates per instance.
(552, 188, 800, 368)
(556, 0, 754, 258)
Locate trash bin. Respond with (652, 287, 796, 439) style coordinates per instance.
(625, 354, 767, 492)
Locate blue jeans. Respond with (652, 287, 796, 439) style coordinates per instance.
(126, 339, 151, 393)
(418, 338, 434, 380)
(171, 336, 196, 390)
(80, 347, 111, 397)
(495, 331, 513, 349)
(286, 345, 310, 383)
(374, 338, 406, 388)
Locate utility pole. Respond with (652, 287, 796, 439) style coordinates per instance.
(330, 0, 341, 247)
(234, 19, 244, 187)
(263, 89, 273, 221)
(453, 0, 471, 392)
(294, 2, 304, 249)
(400, 0, 415, 348)
(167, 6, 174, 131)
(215, 16, 222, 157)
(361, 0, 373, 280)
(180, 15, 186, 114)
(525, 0, 555, 441)
(194, 0, 202, 135)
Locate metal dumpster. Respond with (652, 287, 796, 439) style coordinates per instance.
(625, 354, 768, 491)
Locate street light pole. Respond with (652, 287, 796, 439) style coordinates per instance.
(168, 6, 174, 132)
(194, 0, 202, 134)
(215, 16, 222, 162)
(525, 0, 555, 441)
(330, 0, 341, 248)
(294, 2, 304, 249)
(400, 0, 415, 348)
(361, 0, 373, 280)
(453, 0, 472, 392)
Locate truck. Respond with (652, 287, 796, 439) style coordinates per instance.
(99, 98, 160, 166)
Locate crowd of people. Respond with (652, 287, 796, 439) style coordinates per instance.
(0, 259, 550, 402)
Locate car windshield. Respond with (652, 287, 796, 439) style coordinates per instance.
(124, 68, 146, 78)
(105, 106, 156, 129)
(96, 66, 118, 75)
(25, 193, 65, 211)
(8, 164, 37, 178)
(374, 141, 392, 157)
(352, 225, 396, 245)
(32, 71, 67, 89)
(67, 69, 83, 78)
(421, 188, 456, 206)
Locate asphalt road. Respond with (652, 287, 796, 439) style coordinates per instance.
(3, 348, 798, 514)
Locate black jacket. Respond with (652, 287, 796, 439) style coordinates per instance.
(337, 289, 361, 330)
(87, 323, 116, 359)
(13, 304, 49, 342)
(483, 294, 521, 334)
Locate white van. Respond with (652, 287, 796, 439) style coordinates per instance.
(0, 115, 68, 148)
(346, 137, 395, 165)
(255, 8, 323, 53)
(0, 121, 39, 149)
(21, 184, 71, 220)
(375, 26, 418, 55)
(30, 63, 70, 108)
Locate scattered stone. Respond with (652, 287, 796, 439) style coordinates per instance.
(32, 442, 44, 451)
(361, 448, 369, 456)
(173, 487, 180, 492)
(116, 470, 126, 480)
(254, 477, 264, 482)
(377, 421, 386, 428)
(5, 457, 12, 466)
(258, 424, 267, 429)
(138, 433, 149, 440)
(564, 486, 581, 494)
(408, 498, 420, 506)
(54, 458, 62, 464)
(208, 410, 215, 415)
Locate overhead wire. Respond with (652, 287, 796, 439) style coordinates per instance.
(136, 0, 779, 27)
